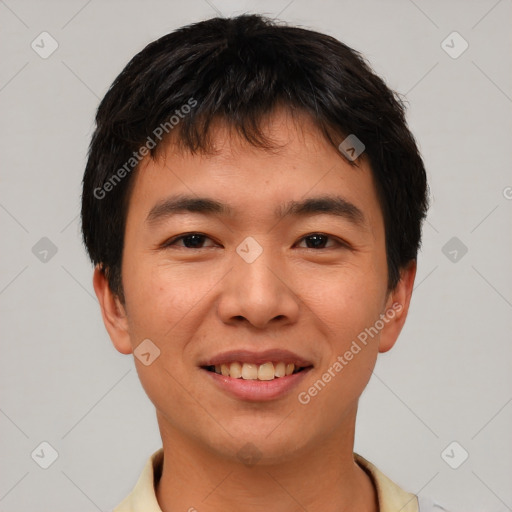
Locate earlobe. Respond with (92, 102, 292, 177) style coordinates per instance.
(378, 261, 417, 353)
(92, 265, 133, 355)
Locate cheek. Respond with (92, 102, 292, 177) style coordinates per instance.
(298, 264, 386, 341)
(122, 256, 223, 345)
(297, 264, 385, 407)
(121, 259, 210, 414)
(297, 276, 383, 423)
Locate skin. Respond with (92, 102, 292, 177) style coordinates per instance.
(94, 109, 416, 512)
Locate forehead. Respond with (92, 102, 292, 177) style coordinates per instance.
(125, 109, 382, 231)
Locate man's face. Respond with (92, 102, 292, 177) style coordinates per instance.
(97, 110, 411, 463)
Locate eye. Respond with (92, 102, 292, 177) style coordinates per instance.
(163, 233, 217, 249)
(296, 233, 344, 249)
(161, 232, 346, 250)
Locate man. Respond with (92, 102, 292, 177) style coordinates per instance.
(81, 14, 446, 512)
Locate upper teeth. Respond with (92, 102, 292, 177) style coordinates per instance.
(213, 362, 297, 380)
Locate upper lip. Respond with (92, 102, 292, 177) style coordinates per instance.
(199, 349, 314, 368)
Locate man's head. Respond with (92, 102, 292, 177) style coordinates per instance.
(81, 15, 427, 463)
(81, 14, 428, 303)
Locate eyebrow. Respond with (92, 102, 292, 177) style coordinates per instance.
(145, 194, 365, 227)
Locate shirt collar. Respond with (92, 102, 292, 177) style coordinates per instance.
(114, 449, 419, 512)
(354, 453, 419, 512)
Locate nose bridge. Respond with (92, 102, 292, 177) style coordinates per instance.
(218, 241, 300, 328)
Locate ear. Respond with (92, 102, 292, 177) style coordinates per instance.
(378, 261, 417, 353)
(92, 265, 133, 355)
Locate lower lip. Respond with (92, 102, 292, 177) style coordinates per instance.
(202, 368, 312, 402)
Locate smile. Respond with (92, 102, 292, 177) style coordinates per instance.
(203, 361, 308, 380)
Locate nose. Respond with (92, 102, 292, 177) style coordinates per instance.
(217, 248, 300, 330)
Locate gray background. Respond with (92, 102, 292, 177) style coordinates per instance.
(1, 0, 511, 511)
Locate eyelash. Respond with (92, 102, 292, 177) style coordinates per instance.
(161, 232, 348, 250)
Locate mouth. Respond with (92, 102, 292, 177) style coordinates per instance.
(198, 349, 314, 401)
(202, 361, 311, 381)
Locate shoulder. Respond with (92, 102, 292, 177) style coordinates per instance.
(113, 449, 164, 512)
(354, 453, 451, 512)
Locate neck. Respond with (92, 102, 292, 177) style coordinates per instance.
(154, 411, 378, 512)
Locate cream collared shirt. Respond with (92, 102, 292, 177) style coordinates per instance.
(113, 449, 446, 512)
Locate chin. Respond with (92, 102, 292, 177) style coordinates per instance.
(206, 427, 311, 466)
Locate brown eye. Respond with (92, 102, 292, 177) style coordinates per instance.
(163, 233, 216, 249)
(297, 234, 341, 249)
(180, 234, 207, 248)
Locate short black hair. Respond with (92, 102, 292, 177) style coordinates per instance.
(81, 14, 428, 301)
